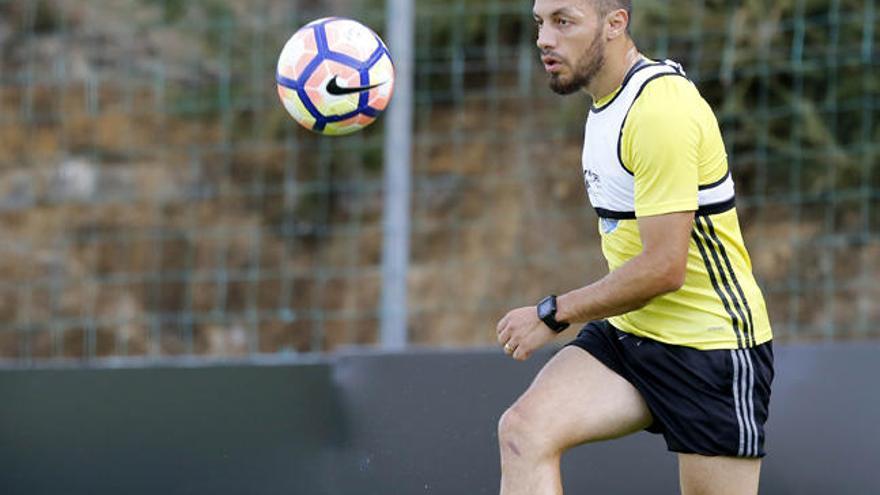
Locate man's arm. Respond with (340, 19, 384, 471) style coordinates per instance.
(556, 210, 694, 324)
(496, 210, 693, 361)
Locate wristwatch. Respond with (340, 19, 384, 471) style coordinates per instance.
(537, 295, 570, 333)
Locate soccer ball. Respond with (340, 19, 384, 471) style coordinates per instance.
(276, 17, 395, 136)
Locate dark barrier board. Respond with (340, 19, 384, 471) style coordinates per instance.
(760, 344, 880, 494)
(1, 343, 878, 494)
(328, 343, 880, 494)
(0, 363, 342, 495)
(329, 348, 676, 494)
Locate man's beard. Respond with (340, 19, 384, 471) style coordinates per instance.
(548, 32, 606, 95)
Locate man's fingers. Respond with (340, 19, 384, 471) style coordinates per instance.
(496, 308, 535, 359)
(496, 314, 510, 335)
(503, 340, 516, 355)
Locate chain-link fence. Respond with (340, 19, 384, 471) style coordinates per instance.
(0, 0, 877, 363)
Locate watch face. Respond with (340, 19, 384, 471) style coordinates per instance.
(538, 298, 553, 318)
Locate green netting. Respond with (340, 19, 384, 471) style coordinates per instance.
(0, 0, 876, 362)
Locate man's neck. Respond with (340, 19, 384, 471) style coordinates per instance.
(585, 44, 641, 101)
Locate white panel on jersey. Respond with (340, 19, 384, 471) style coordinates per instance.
(581, 59, 734, 218)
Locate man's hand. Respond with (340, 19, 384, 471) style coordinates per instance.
(496, 306, 557, 361)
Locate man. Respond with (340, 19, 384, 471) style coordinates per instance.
(494, 1, 774, 494)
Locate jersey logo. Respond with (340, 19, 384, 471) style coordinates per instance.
(326, 76, 385, 95)
(583, 169, 600, 190)
(601, 218, 619, 234)
(584, 169, 602, 203)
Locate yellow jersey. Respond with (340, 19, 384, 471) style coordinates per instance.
(582, 59, 772, 350)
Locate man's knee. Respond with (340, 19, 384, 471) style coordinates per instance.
(498, 402, 558, 460)
(498, 403, 527, 444)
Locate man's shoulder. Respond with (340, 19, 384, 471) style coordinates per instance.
(630, 74, 701, 116)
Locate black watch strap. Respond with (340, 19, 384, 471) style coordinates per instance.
(537, 295, 570, 333)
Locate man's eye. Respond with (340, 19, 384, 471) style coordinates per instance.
(558, 18, 570, 26)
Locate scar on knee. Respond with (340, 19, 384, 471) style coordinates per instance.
(505, 440, 521, 457)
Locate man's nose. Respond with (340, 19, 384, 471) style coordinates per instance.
(536, 27, 555, 51)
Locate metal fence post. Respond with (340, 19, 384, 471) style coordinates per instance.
(380, 0, 415, 349)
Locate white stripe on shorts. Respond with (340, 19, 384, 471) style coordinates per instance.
(732, 349, 759, 457)
(730, 350, 747, 456)
(743, 349, 759, 457)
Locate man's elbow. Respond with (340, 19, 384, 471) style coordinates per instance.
(638, 246, 688, 297)
(654, 262, 686, 295)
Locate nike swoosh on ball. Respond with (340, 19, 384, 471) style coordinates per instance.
(325, 76, 385, 95)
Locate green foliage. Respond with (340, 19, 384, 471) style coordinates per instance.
(33, 0, 61, 33)
(142, 0, 187, 23)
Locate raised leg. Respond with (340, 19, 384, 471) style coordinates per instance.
(498, 346, 653, 495)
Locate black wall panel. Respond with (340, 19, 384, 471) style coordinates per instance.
(1, 344, 878, 494)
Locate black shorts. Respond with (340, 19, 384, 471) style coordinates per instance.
(566, 320, 774, 457)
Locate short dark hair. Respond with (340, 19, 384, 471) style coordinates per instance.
(596, 0, 632, 34)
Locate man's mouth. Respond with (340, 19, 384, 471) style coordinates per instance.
(541, 55, 563, 73)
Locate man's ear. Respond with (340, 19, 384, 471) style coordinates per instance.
(605, 9, 629, 40)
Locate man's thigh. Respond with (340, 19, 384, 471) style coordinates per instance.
(678, 454, 761, 495)
(506, 346, 652, 450)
